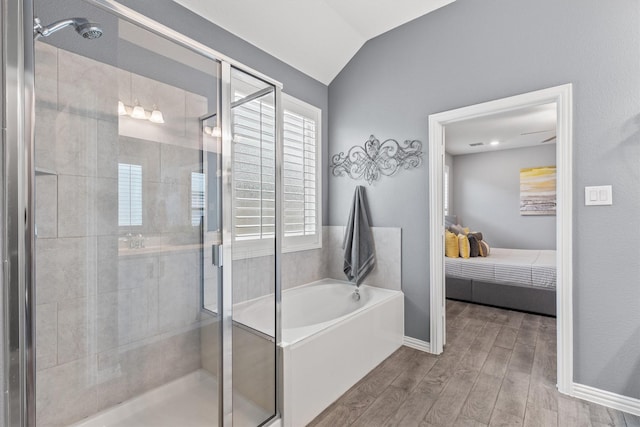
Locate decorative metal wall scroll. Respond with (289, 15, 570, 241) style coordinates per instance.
(330, 135, 423, 184)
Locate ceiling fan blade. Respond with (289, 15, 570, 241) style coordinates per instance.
(521, 129, 554, 136)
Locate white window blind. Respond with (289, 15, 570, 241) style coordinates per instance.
(232, 94, 276, 241)
(283, 108, 317, 237)
(231, 92, 322, 254)
(191, 172, 205, 227)
(118, 163, 142, 227)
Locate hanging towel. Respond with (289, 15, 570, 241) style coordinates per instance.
(343, 186, 375, 285)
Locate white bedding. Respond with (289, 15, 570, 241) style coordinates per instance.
(445, 248, 556, 289)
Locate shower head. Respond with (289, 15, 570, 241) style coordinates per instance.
(74, 20, 103, 39)
(34, 17, 103, 40)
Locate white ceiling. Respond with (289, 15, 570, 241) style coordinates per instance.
(445, 103, 557, 156)
(172, 0, 456, 85)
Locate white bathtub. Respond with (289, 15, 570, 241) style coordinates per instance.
(234, 279, 404, 427)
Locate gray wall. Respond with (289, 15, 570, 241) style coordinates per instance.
(451, 145, 556, 249)
(328, 0, 640, 399)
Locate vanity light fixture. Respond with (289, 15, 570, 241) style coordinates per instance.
(119, 99, 165, 124)
(149, 105, 165, 124)
(118, 101, 127, 116)
(130, 100, 147, 120)
(490, 140, 500, 146)
(203, 125, 222, 137)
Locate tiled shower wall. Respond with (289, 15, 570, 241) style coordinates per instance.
(34, 42, 209, 426)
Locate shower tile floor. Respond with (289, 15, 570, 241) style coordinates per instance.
(70, 370, 271, 427)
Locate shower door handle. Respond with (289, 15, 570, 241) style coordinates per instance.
(212, 244, 222, 267)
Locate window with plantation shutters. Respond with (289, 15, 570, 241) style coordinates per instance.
(118, 163, 142, 227)
(191, 172, 205, 227)
(231, 92, 322, 256)
(232, 92, 276, 243)
(283, 109, 316, 238)
(281, 95, 322, 251)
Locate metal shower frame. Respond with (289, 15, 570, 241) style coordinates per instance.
(1, 0, 284, 425)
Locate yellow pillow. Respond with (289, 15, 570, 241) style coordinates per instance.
(458, 234, 470, 258)
(445, 230, 459, 258)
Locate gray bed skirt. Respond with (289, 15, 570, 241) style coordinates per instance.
(446, 276, 556, 317)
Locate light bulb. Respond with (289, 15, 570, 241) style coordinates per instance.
(118, 101, 127, 116)
(203, 126, 213, 136)
(149, 105, 165, 124)
(490, 140, 500, 146)
(131, 101, 147, 120)
(211, 126, 222, 138)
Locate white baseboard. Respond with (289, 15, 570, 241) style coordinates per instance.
(573, 383, 640, 416)
(403, 336, 432, 353)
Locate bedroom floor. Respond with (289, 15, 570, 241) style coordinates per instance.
(308, 300, 639, 427)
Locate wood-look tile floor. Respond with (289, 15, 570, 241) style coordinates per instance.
(309, 300, 640, 427)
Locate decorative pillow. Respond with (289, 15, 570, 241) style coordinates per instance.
(458, 234, 470, 259)
(449, 224, 464, 235)
(471, 231, 483, 241)
(468, 234, 480, 257)
(445, 230, 459, 258)
(479, 240, 490, 257)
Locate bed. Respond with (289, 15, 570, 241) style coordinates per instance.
(445, 248, 556, 316)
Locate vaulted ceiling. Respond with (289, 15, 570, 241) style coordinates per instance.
(172, 0, 456, 85)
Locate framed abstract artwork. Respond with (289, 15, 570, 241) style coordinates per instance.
(520, 166, 556, 215)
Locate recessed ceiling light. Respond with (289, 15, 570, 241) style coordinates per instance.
(490, 140, 500, 146)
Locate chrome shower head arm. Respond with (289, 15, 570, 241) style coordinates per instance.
(34, 17, 80, 38)
(33, 17, 101, 40)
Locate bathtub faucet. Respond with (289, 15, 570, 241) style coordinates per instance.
(352, 287, 361, 301)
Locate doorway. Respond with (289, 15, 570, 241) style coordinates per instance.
(428, 84, 574, 394)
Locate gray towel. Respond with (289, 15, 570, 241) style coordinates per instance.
(343, 186, 375, 285)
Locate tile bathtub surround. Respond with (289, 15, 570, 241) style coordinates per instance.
(322, 225, 402, 291)
(282, 248, 324, 290)
(236, 225, 403, 302)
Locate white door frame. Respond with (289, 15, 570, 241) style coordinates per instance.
(428, 84, 574, 394)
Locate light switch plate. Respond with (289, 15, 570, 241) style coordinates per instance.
(585, 185, 612, 206)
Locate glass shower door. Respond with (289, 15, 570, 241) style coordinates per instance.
(32, 2, 224, 425)
(228, 68, 278, 426)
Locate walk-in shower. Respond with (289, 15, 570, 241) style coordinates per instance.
(33, 17, 103, 39)
(2, 0, 282, 426)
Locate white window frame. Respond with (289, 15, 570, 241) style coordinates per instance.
(191, 171, 206, 227)
(118, 162, 143, 227)
(281, 94, 322, 253)
(230, 91, 322, 259)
